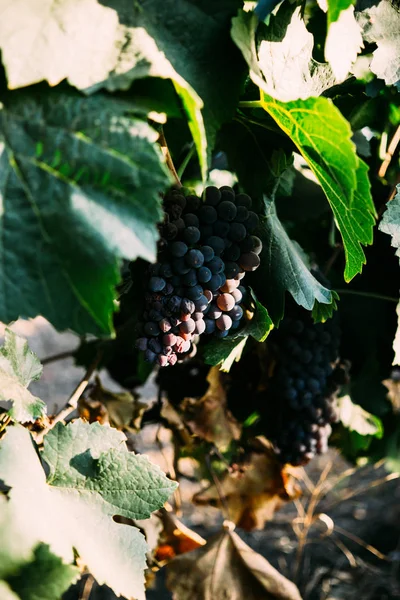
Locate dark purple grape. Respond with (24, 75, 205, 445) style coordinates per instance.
(170, 241, 188, 257)
(214, 329, 229, 338)
(201, 246, 214, 262)
(198, 266, 212, 283)
(228, 305, 243, 321)
(195, 319, 206, 335)
(194, 295, 209, 312)
(208, 274, 222, 291)
(167, 296, 182, 312)
(205, 236, 225, 255)
(203, 186, 221, 206)
(186, 249, 205, 268)
(148, 338, 162, 354)
(159, 262, 173, 279)
(199, 205, 218, 224)
(183, 269, 198, 287)
(220, 186, 235, 202)
(204, 318, 216, 334)
(228, 222, 247, 242)
(235, 206, 249, 222)
(164, 222, 178, 239)
(224, 244, 241, 262)
(181, 298, 195, 315)
(213, 220, 230, 238)
(207, 304, 222, 320)
(217, 200, 237, 221)
(224, 262, 240, 279)
(144, 349, 157, 363)
(148, 277, 166, 292)
(235, 193, 252, 208)
(183, 226, 201, 245)
(251, 236, 262, 255)
(186, 194, 201, 211)
(186, 285, 203, 301)
(239, 252, 260, 272)
(144, 322, 159, 336)
(173, 257, 191, 275)
(184, 213, 199, 227)
(136, 338, 148, 351)
(179, 319, 196, 334)
(207, 257, 224, 274)
(200, 224, 213, 238)
(244, 211, 259, 232)
(148, 309, 163, 321)
(159, 318, 172, 333)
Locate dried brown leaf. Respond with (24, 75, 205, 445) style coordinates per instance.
(154, 509, 206, 563)
(182, 366, 241, 451)
(194, 440, 301, 529)
(383, 377, 400, 414)
(166, 525, 302, 600)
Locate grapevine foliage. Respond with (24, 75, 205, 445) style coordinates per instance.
(0, 0, 399, 598)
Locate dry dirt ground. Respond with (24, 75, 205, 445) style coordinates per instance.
(3, 318, 400, 600)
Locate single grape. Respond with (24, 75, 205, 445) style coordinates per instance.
(208, 274, 222, 291)
(158, 355, 169, 367)
(220, 279, 240, 293)
(195, 295, 209, 312)
(184, 213, 199, 227)
(173, 218, 185, 231)
(144, 349, 157, 363)
(186, 249, 205, 268)
(181, 298, 195, 315)
(204, 318, 216, 334)
(239, 252, 260, 272)
(148, 338, 162, 354)
(183, 269, 198, 287)
(207, 304, 222, 320)
(170, 241, 188, 258)
(231, 288, 243, 303)
(251, 236, 262, 255)
(148, 277, 166, 292)
(168, 192, 186, 209)
(179, 318, 196, 334)
(167, 296, 182, 312)
(159, 318, 172, 333)
(186, 194, 201, 212)
(195, 319, 206, 335)
(217, 200, 237, 221)
(186, 285, 204, 301)
(198, 266, 212, 283)
(205, 236, 225, 255)
(136, 338, 148, 351)
(207, 256, 224, 274)
(203, 186, 221, 206)
(144, 321, 159, 336)
(163, 333, 177, 346)
(159, 262, 173, 279)
(220, 187, 235, 202)
(228, 222, 247, 242)
(183, 226, 201, 245)
(219, 272, 227, 287)
(214, 329, 229, 338)
(235, 193, 252, 208)
(164, 222, 178, 240)
(224, 262, 240, 279)
(244, 211, 259, 232)
(203, 289, 214, 303)
(173, 257, 191, 275)
(228, 305, 243, 321)
(217, 293, 235, 312)
(216, 314, 232, 331)
(193, 311, 204, 321)
(163, 283, 174, 296)
(224, 244, 241, 262)
(231, 319, 241, 330)
(201, 245, 215, 263)
(213, 220, 230, 238)
(170, 317, 181, 327)
(235, 206, 249, 222)
(199, 205, 218, 224)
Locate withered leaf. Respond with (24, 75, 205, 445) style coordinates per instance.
(194, 439, 301, 530)
(182, 366, 241, 451)
(154, 508, 206, 563)
(383, 376, 400, 414)
(167, 524, 302, 600)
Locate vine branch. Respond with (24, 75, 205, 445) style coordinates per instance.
(35, 350, 103, 444)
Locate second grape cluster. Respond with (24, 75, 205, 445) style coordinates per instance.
(136, 185, 262, 366)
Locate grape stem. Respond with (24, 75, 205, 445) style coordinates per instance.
(35, 349, 103, 444)
(41, 349, 76, 365)
(158, 127, 182, 187)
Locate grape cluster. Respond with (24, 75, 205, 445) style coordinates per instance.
(261, 306, 342, 466)
(136, 186, 262, 366)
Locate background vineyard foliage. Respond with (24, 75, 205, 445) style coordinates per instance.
(0, 0, 399, 599)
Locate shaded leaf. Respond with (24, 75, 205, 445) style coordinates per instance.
(338, 395, 383, 438)
(0, 423, 177, 600)
(203, 292, 273, 371)
(232, 10, 376, 282)
(182, 367, 241, 452)
(251, 200, 338, 324)
(0, 91, 169, 335)
(194, 438, 301, 530)
(379, 184, 400, 262)
(356, 1, 400, 87)
(0, 329, 45, 423)
(167, 525, 302, 600)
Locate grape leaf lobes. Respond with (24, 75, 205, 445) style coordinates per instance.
(260, 302, 344, 466)
(135, 186, 262, 367)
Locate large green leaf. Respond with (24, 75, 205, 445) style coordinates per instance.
(0, 329, 45, 423)
(0, 90, 170, 335)
(356, 0, 400, 88)
(232, 9, 376, 281)
(379, 184, 400, 261)
(203, 292, 273, 372)
(0, 423, 177, 600)
(0, 0, 246, 179)
(325, 0, 355, 25)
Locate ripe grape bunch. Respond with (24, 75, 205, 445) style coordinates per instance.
(263, 307, 342, 466)
(136, 185, 262, 366)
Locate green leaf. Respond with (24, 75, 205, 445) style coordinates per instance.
(6, 545, 79, 600)
(0, 91, 170, 335)
(0, 0, 246, 180)
(0, 329, 45, 423)
(250, 200, 338, 324)
(379, 184, 400, 262)
(203, 293, 273, 371)
(232, 9, 376, 282)
(338, 394, 383, 438)
(0, 423, 177, 600)
(356, 1, 400, 87)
